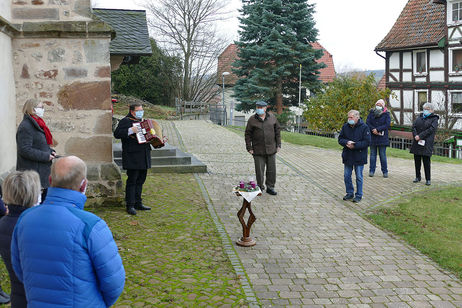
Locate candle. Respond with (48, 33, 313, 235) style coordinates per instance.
(250, 181, 256, 188)
(239, 181, 245, 189)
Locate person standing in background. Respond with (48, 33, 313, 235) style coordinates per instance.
(366, 99, 391, 178)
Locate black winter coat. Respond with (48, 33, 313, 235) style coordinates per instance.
(410, 113, 439, 157)
(338, 119, 371, 165)
(0, 205, 27, 308)
(245, 112, 281, 155)
(113, 113, 152, 170)
(16, 114, 53, 189)
(366, 109, 391, 146)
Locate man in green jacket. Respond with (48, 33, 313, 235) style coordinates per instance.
(245, 101, 281, 195)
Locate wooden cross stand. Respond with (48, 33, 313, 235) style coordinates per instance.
(234, 190, 261, 247)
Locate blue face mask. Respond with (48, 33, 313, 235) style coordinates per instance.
(135, 110, 144, 119)
(423, 110, 431, 117)
(256, 108, 265, 115)
(348, 119, 355, 125)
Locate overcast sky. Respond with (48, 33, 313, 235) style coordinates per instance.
(92, 0, 408, 72)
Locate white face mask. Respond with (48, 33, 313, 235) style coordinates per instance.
(375, 106, 383, 111)
(34, 107, 44, 118)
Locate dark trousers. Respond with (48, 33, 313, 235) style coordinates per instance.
(253, 154, 276, 190)
(126, 169, 147, 206)
(414, 154, 431, 180)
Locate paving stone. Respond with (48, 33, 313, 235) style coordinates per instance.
(169, 120, 462, 307)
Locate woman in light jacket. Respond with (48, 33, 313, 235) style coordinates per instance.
(16, 99, 56, 201)
(410, 102, 439, 185)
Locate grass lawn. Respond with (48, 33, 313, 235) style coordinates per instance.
(227, 126, 462, 165)
(367, 186, 462, 280)
(0, 173, 248, 307)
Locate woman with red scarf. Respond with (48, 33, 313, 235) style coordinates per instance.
(16, 99, 56, 202)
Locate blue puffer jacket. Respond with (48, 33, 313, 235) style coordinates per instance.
(11, 188, 125, 308)
(366, 109, 391, 146)
(338, 119, 371, 165)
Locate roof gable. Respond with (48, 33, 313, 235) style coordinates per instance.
(93, 8, 152, 56)
(375, 0, 446, 51)
(217, 43, 336, 85)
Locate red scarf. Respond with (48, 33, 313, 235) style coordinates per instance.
(31, 115, 53, 145)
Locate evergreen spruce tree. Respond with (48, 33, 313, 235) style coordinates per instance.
(233, 0, 325, 114)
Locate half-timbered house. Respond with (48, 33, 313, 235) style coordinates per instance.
(375, 0, 462, 131)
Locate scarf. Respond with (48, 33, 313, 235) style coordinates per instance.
(31, 115, 53, 145)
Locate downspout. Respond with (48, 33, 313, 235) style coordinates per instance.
(375, 50, 386, 60)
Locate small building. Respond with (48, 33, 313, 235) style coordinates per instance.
(0, 1, 151, 198)
(375, 0, 462, 131)
(216, 43, 336, 126)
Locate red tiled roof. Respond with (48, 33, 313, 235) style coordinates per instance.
(375, 0, 446, 51)
(311, 42, 336, 83)
(377, 74, 386, 90)
(217, 42, 336, 85)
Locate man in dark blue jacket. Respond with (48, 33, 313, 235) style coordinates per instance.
(338, 110, 371, 203)
(114, 103, 152, 215)
(11, 156, 125, 307)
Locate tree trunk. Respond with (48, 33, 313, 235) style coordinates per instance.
(276, 81, 283, 114)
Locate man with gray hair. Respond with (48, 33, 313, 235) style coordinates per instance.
(11, 156, 125, 307)
(338, 110, 371, 203)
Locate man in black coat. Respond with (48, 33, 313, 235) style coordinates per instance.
(338, 110, 371, 203)
(114, 103, 151, 215)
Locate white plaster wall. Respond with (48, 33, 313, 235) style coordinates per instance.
(389, 52, 400, 69)
(415, 76, 427, 83)
(431, 91, 446, 110)
(0, 33, 17, 176)
(452, 119, 462, 130)
(394, 111, 401, 124)
(430, 70, 445, 82)
(390, 90, 401, 108)
(449, 26, 462, 42)
(389, 72, 399, 82)
(403, 52, 412, 69)
(449, 75, 462, 82)
(402, 72, 412, 82)
(403, 90, 414, 109)
(0, 0, 11, 21)
(430, 49, 445, 67)
(403, 112, 414, 125)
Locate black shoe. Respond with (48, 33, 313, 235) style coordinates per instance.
(126, 206, 137, 215)
(383, 173, 388, 178)
(413, 177, 421, 183)
(266, 188, 277, 195)
(134, 204, 151, 210)
(352, 197, 362, 203)
(369, 172, 374, 177)
(0, 288, 10, 304)
(425, 180, 431, 186)
(343, 194, 354, 201)
(258, 185, 265, 191)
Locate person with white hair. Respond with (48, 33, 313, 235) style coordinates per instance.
(410, 102, 439, 185)
(366, 99, 391, 178)
(338, 110, 371, 203)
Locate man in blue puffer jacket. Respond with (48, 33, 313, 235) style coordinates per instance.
(11, 156, 125, 307)
(338, 110, 371, 203)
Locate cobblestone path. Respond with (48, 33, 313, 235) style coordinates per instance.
(163, 120, 462, 307)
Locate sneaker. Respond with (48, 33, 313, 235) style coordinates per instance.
(383, 173, 388, 178)
(369, 172, 374, 177)
(413, 177, 421, 183)
(343, 194, 354, 201)
(352, 197, 362, 203)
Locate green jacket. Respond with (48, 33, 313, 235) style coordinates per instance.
(245, 112, 281, 155)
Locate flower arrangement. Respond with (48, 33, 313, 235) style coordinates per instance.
(235, 181, 259, 192)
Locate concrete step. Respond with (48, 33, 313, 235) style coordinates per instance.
(112, 142, 207, 173)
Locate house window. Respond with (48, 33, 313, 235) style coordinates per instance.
(415, 51, 426, 74)
(451, 92, 462, 113)
(451, 49, 462, 72)
(417, 91, 428, 111)
(452, 2, 462, 22)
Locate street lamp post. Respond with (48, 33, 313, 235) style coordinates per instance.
(222, 71, 230, 125)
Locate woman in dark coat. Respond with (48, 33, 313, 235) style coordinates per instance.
(366, 99, 391, 178)
(410, 102, 439, 185)
(0, 170, 41, 308)
(16, 99, 56, 202)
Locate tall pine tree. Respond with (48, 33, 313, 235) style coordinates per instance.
(233, 0, 324, 114)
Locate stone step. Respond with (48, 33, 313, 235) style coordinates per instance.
(112, 142, 177, 157)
